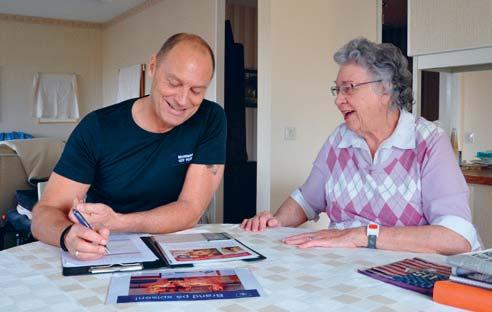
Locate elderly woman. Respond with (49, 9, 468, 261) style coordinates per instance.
(241, 38, 481, 255)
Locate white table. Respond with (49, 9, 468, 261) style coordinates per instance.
(0, 224, 463, 311)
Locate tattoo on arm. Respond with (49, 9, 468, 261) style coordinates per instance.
(206, 165, 218, 175)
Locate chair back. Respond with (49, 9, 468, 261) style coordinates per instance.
(37, 181, 47, 200)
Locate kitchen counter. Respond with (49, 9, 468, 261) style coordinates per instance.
(462, 166, 492, 186)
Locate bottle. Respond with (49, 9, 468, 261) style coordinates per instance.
(450, 128, 460, 165)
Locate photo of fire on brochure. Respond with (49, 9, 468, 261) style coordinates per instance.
(106, 268, 264, 304)
(154, 232, 261, 265)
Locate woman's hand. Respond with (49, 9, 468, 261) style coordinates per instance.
(282, 227, 366, 248)
(240, 212, 282, 232)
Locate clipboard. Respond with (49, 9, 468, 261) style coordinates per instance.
(62, 258, 165, 276)
(61, 239, 166, 276)
(61, 232, 265, 276)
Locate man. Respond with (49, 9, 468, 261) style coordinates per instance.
(32, 33, 226, 260)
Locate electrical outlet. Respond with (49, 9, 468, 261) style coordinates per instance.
(284, 127, 296, 140)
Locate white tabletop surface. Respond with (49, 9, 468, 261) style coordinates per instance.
(0, 224, 464, 312)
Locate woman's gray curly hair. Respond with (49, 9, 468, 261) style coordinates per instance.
(333, 38, 413, 111)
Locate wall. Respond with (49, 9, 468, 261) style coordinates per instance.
(409, 0, 492, 56)
(258, 0, 378, 214)
(461, 70, 492, 161)
(102, 0, 220, 107)
(0, 19, 102, 138)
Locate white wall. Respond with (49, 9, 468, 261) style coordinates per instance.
(0, 20, 102, 138)
(258, 0, 378, 213)
(461, 70, 492, 161)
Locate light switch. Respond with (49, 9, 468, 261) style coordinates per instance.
(284, 127, 296, 140)
(464, 132, 475, 144)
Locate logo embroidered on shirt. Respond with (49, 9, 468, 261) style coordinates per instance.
(177, 153, 193, 163)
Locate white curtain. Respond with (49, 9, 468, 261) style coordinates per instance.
(116, 64, 142, 103)
(33, 73, 79, 120)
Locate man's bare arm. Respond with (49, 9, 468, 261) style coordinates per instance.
(32, 164, 224, 254)
(31, 172, 91, 246)
(72, 164, 224, 234)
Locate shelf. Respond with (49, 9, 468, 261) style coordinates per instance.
(462, 167, 492, 186)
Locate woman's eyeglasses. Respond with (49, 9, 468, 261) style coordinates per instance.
(330, 80, 382, 96)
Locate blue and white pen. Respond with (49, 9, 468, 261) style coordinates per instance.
(72, 208, 110, 254)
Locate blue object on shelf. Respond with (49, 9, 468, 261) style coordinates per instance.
(476, 150, 492, 159)
(0, 132, 33, 141)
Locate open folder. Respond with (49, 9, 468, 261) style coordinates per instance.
(61, 232, 266, 276)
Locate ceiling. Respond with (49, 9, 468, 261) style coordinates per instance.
(0, 0, 147, 23)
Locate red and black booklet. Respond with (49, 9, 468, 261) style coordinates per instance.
(358, 258, 451, 295)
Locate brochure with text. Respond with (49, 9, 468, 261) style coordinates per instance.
(106, 268, 264, 304)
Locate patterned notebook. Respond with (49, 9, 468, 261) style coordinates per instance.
(358, 258, 451, 295)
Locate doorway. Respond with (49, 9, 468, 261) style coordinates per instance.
(223, 0, 258, 223)
(382, 0, 439, 120)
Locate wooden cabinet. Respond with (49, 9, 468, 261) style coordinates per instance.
(468, 183, 492, 249)
(463, 168, 492, 248)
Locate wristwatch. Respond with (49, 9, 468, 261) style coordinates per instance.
(367, 223, 379, 249)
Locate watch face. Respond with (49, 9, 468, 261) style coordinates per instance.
(367, 223, 379, 237)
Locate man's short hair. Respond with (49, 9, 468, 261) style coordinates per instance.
(156, 33, 215, 75)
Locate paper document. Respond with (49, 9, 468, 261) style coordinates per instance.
(107, 268, 265, 304)
(61, 233, 158, 268)
(447, 248, 492, 275)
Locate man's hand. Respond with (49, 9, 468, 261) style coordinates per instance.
(240, 212, 281, 232)
(69, 201, 122, 231)
(62, 200, 118, 260)
(63, 224, 110, 260)
(282, 227, 366, 248)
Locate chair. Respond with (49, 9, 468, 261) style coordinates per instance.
(0, 138, 63, 250)
(3, 182, 46, 248)
(37, 181, 47, 201)
(0, 144, 32, 223)
(0, 138, 64, 218)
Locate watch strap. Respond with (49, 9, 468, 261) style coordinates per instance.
(367, 234, 377, 249)
(60, 224, 73, 252)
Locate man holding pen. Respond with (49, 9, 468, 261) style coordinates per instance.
(31, 33, 226, 260)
